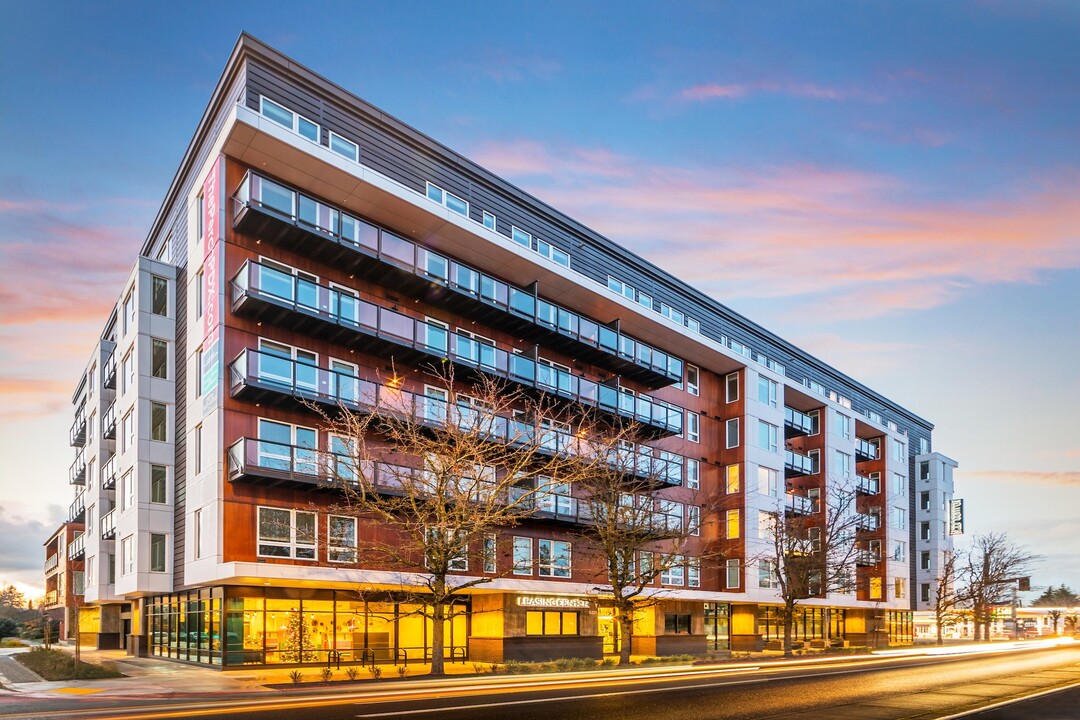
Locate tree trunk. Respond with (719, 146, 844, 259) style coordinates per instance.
(430, 600, 445, 676)
(935, 615, 943, 646)
(783, 603, 794, 657)
(618, 605, 633, 667)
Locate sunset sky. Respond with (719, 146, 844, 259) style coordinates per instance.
(1, 1, 1077, 599)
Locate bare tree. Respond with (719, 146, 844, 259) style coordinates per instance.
(756, 482, 860, 657)
(563, 420, 718, 666)
(958, 533, 1037, 641)
(1046, 609, 1063, 636)
(931, 550, 965, 645)
(314, 369, 579, 675)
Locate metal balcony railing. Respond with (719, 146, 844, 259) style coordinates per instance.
(69, 453, 86, 486)
(101, 455, 117, 490)
(100, 509, 116, 540)
(101, 403, 117, 440)
(68, 533, 85, 560)
(783, 407, 815, 437)
(856, 513, 881, 532)
(784, 492, 815, 515)
(102, 352, 117, 390)
(45, 554, 59, 572)
(855, 438, 879, 461)
(69, 492, 86, 523)
(70, 410, 87, 447)
(784, 449, 816, 477)
(856, 474, 880, 495)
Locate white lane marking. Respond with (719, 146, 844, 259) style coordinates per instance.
(355, 678, 769, 717)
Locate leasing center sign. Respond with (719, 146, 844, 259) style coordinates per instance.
(516, 596, 592, 609)
(200, 156, 225, 397)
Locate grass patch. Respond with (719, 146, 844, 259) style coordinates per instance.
(15, 648, 123, 680)
(0, 639, 27, 648)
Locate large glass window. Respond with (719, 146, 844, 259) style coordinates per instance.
(757, 376, 777, 407)
(150, 464, 167, 504)
(757, 420, 778, 453)
(257, 507, 316, 559)
(327, 516, 357, 563)
(151, 402, 168, 441)
(537, 539, 571, 578)
(150, 533, 167, 572)
(151, 339, 168, 379)
(151, 276, 168, 316)
(725, 372, 739, 402)
(726, 418, 740, 448)
(726, 464, 740, 493)
(513, 537, 532, 575)
(726, 559, 740, 589)
(726, 509, 740, 539)
(525, 611, 578, 636)
(758, 466, 779, 497)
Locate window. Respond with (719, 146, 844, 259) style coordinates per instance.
(151, 339, 168, 379)
(758, 559, 777, 589)
(686, 412, 700, 443)
(833, 409, 852, 440)
(638, 293, 653, 310)
(920, 521, 931, 541)
(833, 450, 852, 478)
(892, 507, 907, 530)
(758, 466, 780, 497)
(920, 551, 931, 571)
(150, 464, 167, 504)
(151, 276, 168, 316)
(194, 424, 203, 474)
(919, 437, 930, 454)
(891, 438, 905, 462)
(150, 533, 167, 572)
(892, 473, 907, 497)
(686, 458, 700, 490)
(726, 559, 741, 589)
(259, 96, 319, 142)
(85, 504, 95, 535)
(660, 555, 684, 585)
(726, 464, 740, 493)
(920, 461, 930, 481)
(483, 534, 496, 573)
(85, 555, 95, 588)
(194, 509, 204, 560)
(329, 132, 359, 162)
(657, 499, 684, 532)
(894, 577, 906, 599)
(920, 491, 931, 511)
(121, 409, 134, 453)
(685, 506, 700, 536)
(537, 239, 571, 267)
(664, 613, 691, 634)
(121, 536, 134, 576)
(892, 541, 906, 562)
(757, 376, 777, 408)
(757, 420, 779, 453)
(726, 509, 740, 539)
(121, 470, 134, 511)
(328, 515, 357, 563)
(725, 372, 739, 402)
(921, 583, 931, 603)
(725, 418, 740, 448)
(513, 537, 532, 575)
(123, 287, 135, 334)
(688, 557, 700, 587)
(526, 611, 578, 635)
(482, 211, 496, 230)
(538, 539, 571, 578)
(107, 553, 115, 584)
(511, 226, 532, 249)
(195, 269, 204, 319)
(150, 402, 168, 441)
(686, 364, 700, 396)
(121, 350, 133, 394)
(758, 510, 776, 539)
(257, 507, 316, 559)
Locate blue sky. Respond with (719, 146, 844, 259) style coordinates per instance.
(1, 1, 1078, 598)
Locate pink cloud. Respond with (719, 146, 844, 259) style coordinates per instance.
(962, 470, 1080, 487)
(678, 79, 882, 104)
(680, 83, 747, 101)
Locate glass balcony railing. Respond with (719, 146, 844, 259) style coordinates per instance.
(233, 171, 683, 387)
(855, 438, 879, 461)
(228, 348, 687, 486)
(70, 453, 86, 486)
(783, 407, 815, 437)
(856, 474, 880, 495)
(70, 410, 87, 447)
(100, 509, 116, 540)
(231, 260, 684, 436)
(508, 485, 594, 525)
(102, 352, 117, 390)
(784, 449, 816, 477)
(856, 513, 881, 531)
(856, 550, 880, 566)
(68, 492, 86, 523)
(101, 403, 116, 440)
(101, 455, 117, 490)
(68, 533, 85, 560)
(784, 492, 815, 515)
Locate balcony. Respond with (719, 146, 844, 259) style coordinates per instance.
(509, 486, 594, 526)
(101, 455, 117, 490)
(856, 513, 881, 532)
(784, 449, 816, 477)
(856, 550, 880, 566)
(232, 171, 683, 389)
(228, 437, 417, 492)
(44, 590, 59, 606)
(70, 411, 87, 447)
(785, 492, 815, 515)
(68, 533, 85, 560)
(229, 349, 687, 487)
(231, 261, 683, 437)
(102, 352, 116, 390)
(783, 407, 815, 438)
(69, 492, 86, 523)
(101, 403, 116, 440)
(855, 438, 879, 462)
(856, 474, 880, 495)
(45, 554, 59, 573)
(69, 453, 86, 486)
(100, 509, 116, 540)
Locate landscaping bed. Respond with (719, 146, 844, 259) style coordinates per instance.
(14, 648, 124, 680)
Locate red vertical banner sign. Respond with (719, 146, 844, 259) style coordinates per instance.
(200, 156, 224, 397)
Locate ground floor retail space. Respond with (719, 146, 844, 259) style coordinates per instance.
(137, 586, 913, 667)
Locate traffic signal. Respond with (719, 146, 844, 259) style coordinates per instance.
(1017, 577, 1031, 591)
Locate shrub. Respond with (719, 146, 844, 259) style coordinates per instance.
(320, 667, 333, 683)
(600, 657, 617, 667)
(397, 665, 408, 678)
(345, 666, 359, 681)
(368, 665, 383, 680)
(14, 648, 122, 680)
(0, 617, 18, 638)
(288, 670, 303, 685)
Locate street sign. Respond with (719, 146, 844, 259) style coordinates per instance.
(948, 498, 964, 535)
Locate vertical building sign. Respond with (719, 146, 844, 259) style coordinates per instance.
(200, 156, 225, 398)
(947, 498, 964, 536)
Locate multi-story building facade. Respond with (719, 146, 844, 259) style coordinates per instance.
(42, 522, 84, 642)
(56, 34, 960, 667)
(914, 452, 960, 611)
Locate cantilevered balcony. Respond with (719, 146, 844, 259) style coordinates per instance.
(232, 171, 683, 389)
(229, 349, 686, 487)
(101, 403, 116, 440)
(102, 352, 116, 390)
(68, 533, 85, 560)
(855, 513, 881, 532)
(70, 453, 86, 486)
(68, 492, 86, 523)
(783, 407, 815, 438)
(855, 438, 879, 462)
(508, 486, 594, 526)
(784, 492, 815, 515)
(70, 410, 87, 447)
(856, 473, 880, 495)
(101, 455, 116, 490)
(100, 509, 116, 540)
(231, 261, 684, 437)
(45, 554, 60, 573)
(856, 550, 880, 566)
(784, 449, 816, 478)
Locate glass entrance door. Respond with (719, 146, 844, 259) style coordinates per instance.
(705, 603, 730, 651)
(598, 614, 620, 655)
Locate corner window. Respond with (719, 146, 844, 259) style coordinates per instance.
(757, 376, 777, 408)
(725, 418, 740, 449)
(150, 402, 168, 442)
(725, 372, 739, 403)
(150, 533, 167, 573)
(151, 276, 168, 316)
(257, 507, 317, 559)
(151, 339, 168, 379)
(150, 464, 167, 504)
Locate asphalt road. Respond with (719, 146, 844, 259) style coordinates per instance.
(945, 681, 1080, 719)
(4, 645, 1079, 720)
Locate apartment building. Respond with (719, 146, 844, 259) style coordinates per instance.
(56, 34, 960, 667)
(42, 522, 84, 642)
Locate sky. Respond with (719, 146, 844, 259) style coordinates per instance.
(0, 1, 1077, 602)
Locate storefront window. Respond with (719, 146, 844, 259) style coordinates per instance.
(525, 611, 578, 635)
